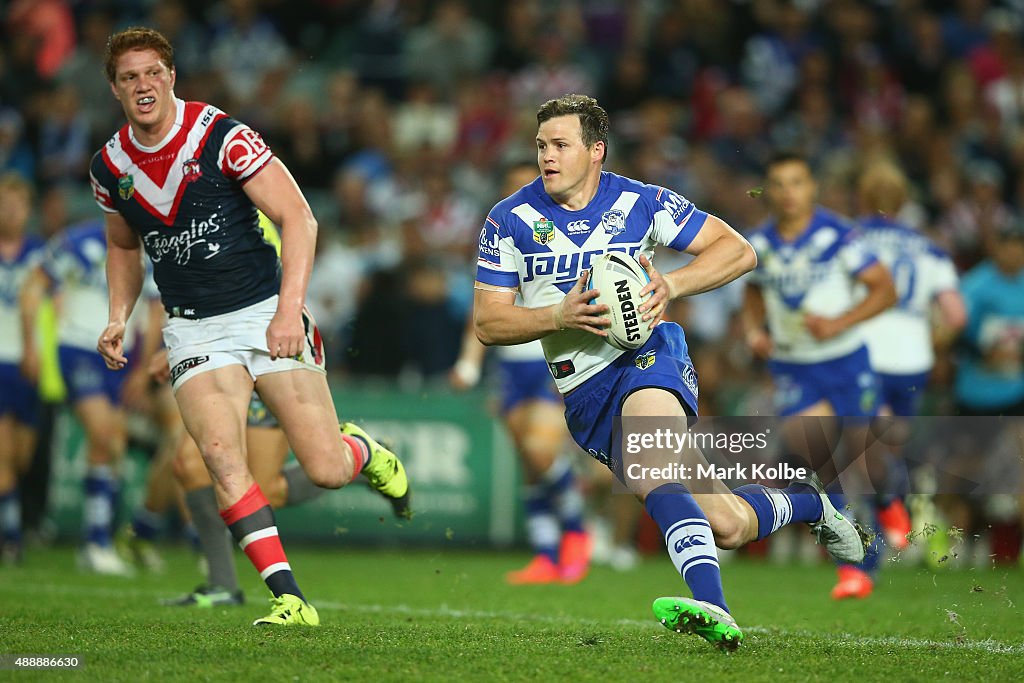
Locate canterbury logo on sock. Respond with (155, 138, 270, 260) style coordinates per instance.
(674, 535, 708, 552)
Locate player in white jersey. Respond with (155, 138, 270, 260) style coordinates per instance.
(855, 162, 966, 551)
(0, 174, 44, 565)
(20, 218, 162, 576)
(857, 162, 966, 415)
(453, 162, 592, 586)
(742, 152, 898, 599)
(475, 95, 867, 650)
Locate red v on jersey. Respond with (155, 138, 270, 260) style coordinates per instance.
(101, 100, 226, 226)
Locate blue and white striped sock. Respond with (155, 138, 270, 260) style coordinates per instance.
(523, 484, 560, 563)
(83, 465, 117, 547)
(0, 488, 21, 543)
(733, 483, 823, 541)
(541, 456, 585, 534)
(646, 483, 728, 613)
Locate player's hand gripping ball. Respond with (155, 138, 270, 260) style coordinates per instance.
(586, 252, 654, 351)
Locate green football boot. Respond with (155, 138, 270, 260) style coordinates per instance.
(341, 422, 412, 519)
(252, 594, 320, 626)
(653, 596, 743, 652)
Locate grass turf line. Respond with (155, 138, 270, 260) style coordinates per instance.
(1, 547, 1021, 682)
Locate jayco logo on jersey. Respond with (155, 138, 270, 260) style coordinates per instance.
(522, 245, 642, 283)
(144, 213, 224, 266)
(601, 209, 626, 235)
(566, 219, 591, 235)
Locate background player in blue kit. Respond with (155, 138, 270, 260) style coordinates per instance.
(473, 94, 867, 650)
(856, 162, 966, 550)
(743, 152, 897, 599)
(21, 219, 161, 576)
(91, 28, 409, 626)
(453, 161, 592, 587)
(0, 173, 44, 566)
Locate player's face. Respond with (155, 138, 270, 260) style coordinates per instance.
(110, 49, 176, 134)
(765, 160, 817, 221)
(537, 115, 602, 202)
(0, 186, 30, 238)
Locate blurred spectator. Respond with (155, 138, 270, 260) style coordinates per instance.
(0, 110, 34, 181)
(404, 0, 492, 100)
(208, 0, 292, 118)
(392, 82, 457, 155)
(55, 9, 119, 148)
(271, 96, 331, 189)
(936, 159, 1014, 270)
(954, 222, 1024, 415)
(35, 85, 90, 185)
(709, 87, 771, 176)
(741, 0, 818, 116)
(7, 0, 75, 80)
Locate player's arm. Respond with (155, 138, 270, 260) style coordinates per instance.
(99, 211, 144, 370)
(805, 262, 897, 341)
(18, 266, 54, 383)
(242, 159, 317, 360)
(933, 289, 967, 347)
(638, 215, 757, 326)
(473, 276, 610, 346)
(741, 283, 773, 359)
(450, 315, 488, 389)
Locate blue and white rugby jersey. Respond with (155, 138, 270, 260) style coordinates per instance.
(858, 215, 959, 375)
(476, 172, 707, 393)
(0, 235, 45, 362)
(747, 207, 878, 364)
(42, 220, 158, 352)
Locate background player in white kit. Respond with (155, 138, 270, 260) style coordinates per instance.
(474, 95, 867, 650)
(743, 152, 897, 599)
(21, 219, 161, 575)
(0, 173, 44, 566)
(453, 162, 592, 586)
(855, 162, 966, 549)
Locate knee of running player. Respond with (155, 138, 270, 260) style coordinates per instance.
(703, 497, 754, 550)
(296, 447, 350, 490)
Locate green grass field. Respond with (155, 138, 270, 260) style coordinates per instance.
(1, 546, 1022, 682)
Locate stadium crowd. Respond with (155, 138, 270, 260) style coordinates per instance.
(2, 0, 1024, 566)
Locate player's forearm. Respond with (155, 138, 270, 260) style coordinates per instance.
(740, 286, 767, 336)
(18, 270, 47, 351)
(457, 315, 488, 366)
(836, 282, 897, 330)
(666, 234, 757, 298)
(276, 211, 317, 316)
(106, 245, 144, 324)
(475, 303, 559, 346)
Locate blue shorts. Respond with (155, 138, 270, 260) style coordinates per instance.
(768, 346, 879, 418)
(58, 346, 128, 405)
(497, 359, 559, 414)
(563, 323, 698, 476)
(878, 371, 929, 417)
(0, 362, 38, 426)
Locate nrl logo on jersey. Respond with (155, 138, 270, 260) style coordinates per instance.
(634, 350, 656, 370)
(533, 219, 556, 245)
(601, 209, 626, 235)
(117, 173, 134, 200)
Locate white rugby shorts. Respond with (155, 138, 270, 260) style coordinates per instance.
(163, 295, 326, 392)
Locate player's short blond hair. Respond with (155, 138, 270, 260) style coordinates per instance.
(537, 94, 609, 162)
(104, 27, 175, 82)
(858, 161, 908, 216)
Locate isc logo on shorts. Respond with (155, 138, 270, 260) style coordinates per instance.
(170, 355, 210, 383)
